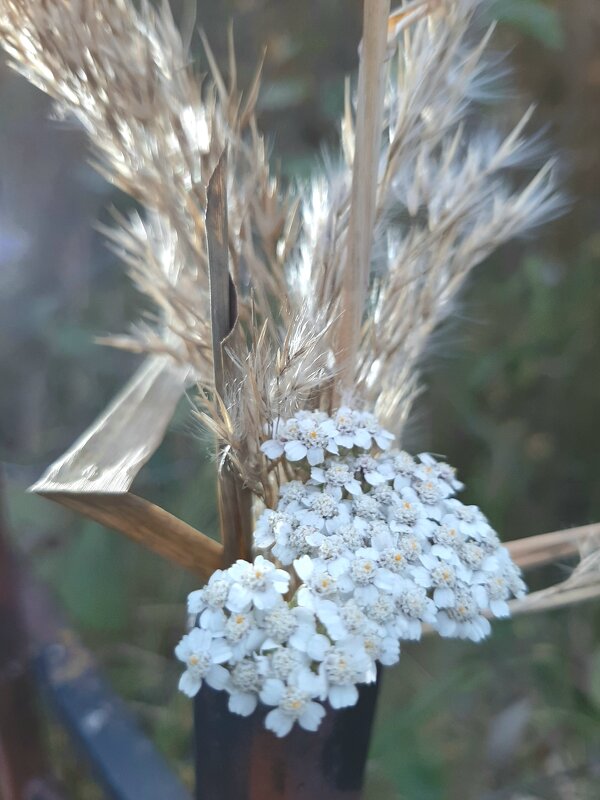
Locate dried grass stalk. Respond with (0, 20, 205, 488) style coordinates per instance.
(509, 546, 600, 617)
(206, 155, 253, 563)
(335, 0, 391, 396)
(507, 523, 600, 571)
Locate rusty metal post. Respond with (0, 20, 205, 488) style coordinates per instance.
(194, 671, 381, 800)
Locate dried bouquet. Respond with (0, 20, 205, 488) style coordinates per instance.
(2, 0, 599, 795)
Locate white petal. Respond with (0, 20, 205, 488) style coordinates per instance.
(328, 684, 359, 709)
(285, 441, 307, 461)
(174, 638, 191, 662)
(253, 588, 280, 610)
(293, 555, 314, 582)
(200, 608, 227, 633)
(261, 440, 284, 459)
(297, 668, 325, 696)
(187, 590, 206, 614)
(260, 678, 285, 706)
(226, 584, 252, 612)
(273, 570, 291, 589)
(354, 429, 372, 449)
(379, 646, 400, 666)
(209, 639, 232, 664)
(228, 691, 258, 717)
(298, 702, 326, 731)
(187, 627, 212, 648)
(178, 670, 202, 697)
(435, 612, 456, 637)
(307, 447, 325, 466)
(490, 599, 510, 618)
(265, 709, 294, 737)
(355, 585, 378, 606)
(307, 633, 330, 661)
(472, 585, 488, 608)
(411, 568, 432, 588)
(433, 587, 455, 608)
(346, 480, 364, 496)
(205, 664, 229, 691)
(296, 587, 315, 609)
(375, 433, 394, 450)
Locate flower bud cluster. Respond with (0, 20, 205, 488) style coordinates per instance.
(176, 407, 527, 736)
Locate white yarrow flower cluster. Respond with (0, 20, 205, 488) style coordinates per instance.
(176, 409, 527, 736)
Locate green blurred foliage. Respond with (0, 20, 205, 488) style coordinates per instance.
(490, 0, 564, 49)
(1, 0, 599, 797)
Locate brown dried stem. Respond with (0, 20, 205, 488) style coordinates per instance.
(335, 0, 390, 398)
(40, 493, 223, 581)
(206, 155, 254, 564)
(507, 523, 600, 571)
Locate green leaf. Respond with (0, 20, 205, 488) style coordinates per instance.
(490, 0, 564, 50)
(59, 523, 128, 632)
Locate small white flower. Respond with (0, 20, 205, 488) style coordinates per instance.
(267, 646, 310, 681)
(395, 532, 425, 562)
(285, 416, 339, 465)
(294, 556, 341, 607)
(352, 494, 384, 523)
(272, 523, 315, 565)
(431, 522, 465, 550)
(370, 484, 399, 506)
(188, 571, 233, 632)
(261, 677, 326, 737)
(253, 509, 292, 550)
(336, 523, 368, 550)
(311, 461, 362, 498)
(175, 628, 231, 697)
(411, 553, 468, 609)
(391, 451, 417, 489)
(413, 478, 447, 508)
(227, 659, 262, 716)
(224, 611, 264, 660)
(303, 492, 350, 532)
(436, 586, 491, 642)
(362, 631, 400, 667)
(261, 603, 304, 647)
(395, 581, 437, 639)
(357, 411, 395, 451)
(316, 599, 370, 641)
(388, 488, 424, 529)
(442, 501, 490, 539)
(319, 639, 373, 709)
(332, 406, 368, 449)
(477, 573, 512, 618)
(346, 547, 400, 606)
(278, 480, 310, 506)
(417, 454, 464, 493)
(227, 556, 290, 612)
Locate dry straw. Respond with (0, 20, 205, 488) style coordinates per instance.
(0, 0, 597, 617)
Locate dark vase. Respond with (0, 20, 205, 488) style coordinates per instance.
(193, 673, 381, 800)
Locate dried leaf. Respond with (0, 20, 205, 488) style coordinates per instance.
(30, 357, 189, 494)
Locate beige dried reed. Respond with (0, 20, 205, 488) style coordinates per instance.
(0, 0, 562, 471)
(3, 0, 597, 618)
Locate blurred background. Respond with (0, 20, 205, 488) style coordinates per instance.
(1, 0, 599, 797)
